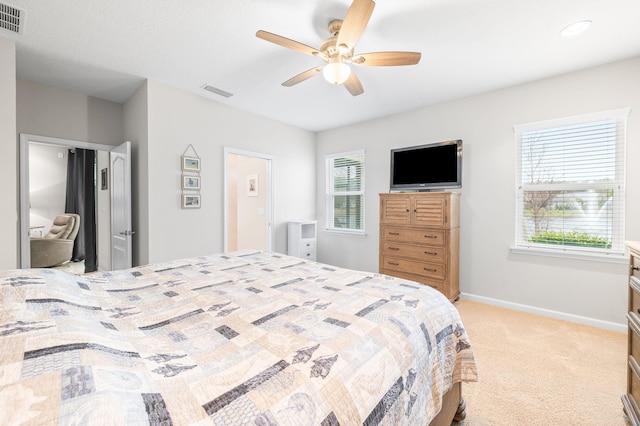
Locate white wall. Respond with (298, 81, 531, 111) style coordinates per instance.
(142, 80, 315, 263)
(316, 56, 640, 327)
(28, 143, 68, 234)
(0, 38, 17, 269)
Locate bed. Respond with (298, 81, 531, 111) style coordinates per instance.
(0, 250, 477, 425)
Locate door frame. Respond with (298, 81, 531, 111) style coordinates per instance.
(223, 147, 275, 252)
(19, 134, 125, 268)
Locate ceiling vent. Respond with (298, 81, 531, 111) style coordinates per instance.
(203, 84, 233, 98)
(0, 2, 25, 35)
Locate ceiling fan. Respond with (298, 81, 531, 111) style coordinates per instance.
(256, 0, 421, 96)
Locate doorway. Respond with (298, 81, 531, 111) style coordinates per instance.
(19, 134, 132, 271)
(224, 147, 274, 252)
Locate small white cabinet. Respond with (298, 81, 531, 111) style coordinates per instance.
(287, 221, 317, 261)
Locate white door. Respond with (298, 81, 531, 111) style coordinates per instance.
(110, 141, 132, 270)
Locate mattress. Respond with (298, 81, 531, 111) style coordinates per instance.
(0, 250, 477, 425)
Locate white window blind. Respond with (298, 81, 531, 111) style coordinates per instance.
(325, 150, 365, 234)
(514, 108, 628, 259)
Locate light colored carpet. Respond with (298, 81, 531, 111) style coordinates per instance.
(455, 299, 630, 425)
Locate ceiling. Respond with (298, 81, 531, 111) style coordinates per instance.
(3, 0, 640, 132)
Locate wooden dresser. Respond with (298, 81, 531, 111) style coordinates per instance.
(623, 241, 640, 425)
(379, 192, 460, 301)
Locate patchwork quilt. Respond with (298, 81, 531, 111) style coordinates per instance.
(0, 250, 477, 425)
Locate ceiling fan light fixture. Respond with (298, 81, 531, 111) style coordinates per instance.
(323, 61, 351, 85)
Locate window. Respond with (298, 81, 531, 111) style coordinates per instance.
(514, 108, 629, 260)
(325, 150, 365, 234)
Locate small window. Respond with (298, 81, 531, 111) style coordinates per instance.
(325, 150, 365, 234)
(514, 108, 629, 260)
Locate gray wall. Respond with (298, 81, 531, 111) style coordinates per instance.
(16, 80, 125, 270)
(123, 82, 149, 266)
(315, 56, 640, 329)
(0, 38, 17, 269)
(17, 80, 124, 145)
(138, 80, 316, 263)
(13, 77, 317, 268)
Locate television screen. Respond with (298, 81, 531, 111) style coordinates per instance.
(390, 140, 462, 191)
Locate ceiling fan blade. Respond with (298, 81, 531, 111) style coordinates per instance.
(336, 0, 375, 52)
(256, 30, 321, 57)
(344, 71, 364, 96)
(282, 67, 323, 87)
(352, 51, 421, 66)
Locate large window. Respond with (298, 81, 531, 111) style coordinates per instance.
(514, 108, 629, 260)
(325, 150, 365, 234)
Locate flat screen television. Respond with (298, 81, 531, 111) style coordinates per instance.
(390, 139, 462, 191)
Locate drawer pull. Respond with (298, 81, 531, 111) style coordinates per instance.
(389, 247, 400, 251)
(389, 232, 400, 236)
(388, 262, 400, 266)
(425, 251, 437, 256)
(424, 268, 437, 273)
(633, 266, 640, 271)
(424, 235, 437, 239)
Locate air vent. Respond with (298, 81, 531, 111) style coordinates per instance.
(203, 84, 233, 98)
(0, 2, 25, 35)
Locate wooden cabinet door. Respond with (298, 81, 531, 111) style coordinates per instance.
(381, 196, 411, 224)
(412, 195, 448, 227)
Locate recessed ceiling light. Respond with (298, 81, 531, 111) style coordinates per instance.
(561, 20, 592, 37)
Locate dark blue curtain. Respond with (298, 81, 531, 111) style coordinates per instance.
(65, 148, 97, 272)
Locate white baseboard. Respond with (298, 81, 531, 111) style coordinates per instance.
(460, 292, 626, 333)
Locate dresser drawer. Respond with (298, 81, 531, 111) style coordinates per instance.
(382, 242, 445, 262)
(381, 256, 445, 280)
(382, 227, 445, 246)
(299, 240, 316, 250)
(630, 356, 640, 415)
(630, 313, 640, 361)
(299, 249, 316, 260)
(633, 254, 640, 281)
(631, 278, 640, 317)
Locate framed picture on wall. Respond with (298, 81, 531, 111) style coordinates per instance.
(182, 194, 201, 209)
(182, 156, 201, 172)
(247, 174, 258, 197)
(182, 175, 201, 190)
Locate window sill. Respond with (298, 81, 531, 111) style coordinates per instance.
(510, 245, 627, 264)
(323, 229, 367, 237)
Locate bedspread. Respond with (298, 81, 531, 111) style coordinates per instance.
(0, 250, 477, 425)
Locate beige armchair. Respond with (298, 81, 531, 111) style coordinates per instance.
(30, 214, 80, 268)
